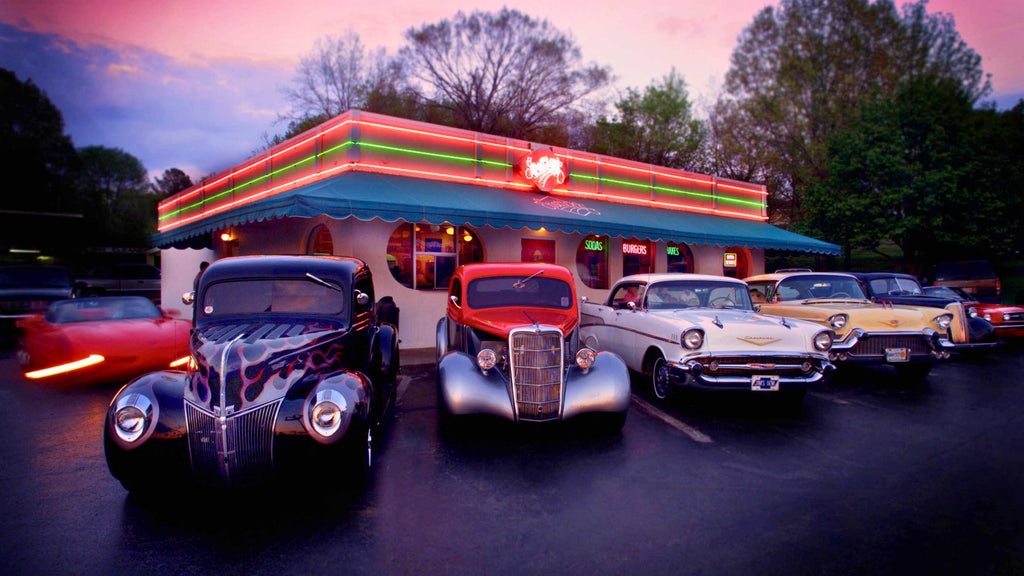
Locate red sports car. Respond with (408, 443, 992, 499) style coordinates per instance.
(17, 296, 191, 385)
(923, 286, 1024, 338)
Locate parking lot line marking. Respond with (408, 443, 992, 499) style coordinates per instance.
(631, 395, 714, 444)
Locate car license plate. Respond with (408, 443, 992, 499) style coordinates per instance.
(751, 375, 780, 391)
(885, 348, 910, 362)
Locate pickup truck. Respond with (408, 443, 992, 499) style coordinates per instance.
(75, 263, 161, 303)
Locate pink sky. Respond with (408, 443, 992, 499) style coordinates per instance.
(5, 0, 1021, 98)
(2, 0, 1021, 178)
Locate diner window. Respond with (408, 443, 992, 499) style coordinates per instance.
(387, 223, 483, 290)
(622, 238, 653, 276)
(306, 225, 334, 255)
(576, 235, 609, 289)
(666, 242, 694, 273)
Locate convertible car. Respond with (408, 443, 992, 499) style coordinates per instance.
(17, 296, 191, 386)
(580, 274, 834, 406)
(435, 262, 630, 431)
(745, 272, 955, 380)
(923, 285, 1024, 339)
(104, 255, 399, 492)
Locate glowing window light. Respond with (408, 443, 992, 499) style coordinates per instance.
(25, 354, 105, 379)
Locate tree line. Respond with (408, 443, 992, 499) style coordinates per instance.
(4, 1, 1022, 273)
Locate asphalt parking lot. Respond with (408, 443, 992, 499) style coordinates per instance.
(1, 345, 1023, 576)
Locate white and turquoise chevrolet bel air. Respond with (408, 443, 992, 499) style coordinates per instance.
(580, 274, 835, 406)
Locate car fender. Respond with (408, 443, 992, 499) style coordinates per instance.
(562, 351, 631, 420)
(437, 351, 515, 421)
(375, 323, 399, 377)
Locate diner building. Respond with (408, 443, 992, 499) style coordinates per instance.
(155, 110, 839, 349)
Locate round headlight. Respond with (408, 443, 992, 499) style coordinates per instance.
(681, 328, 704, 350)
(828, 314, 848, 330)
(311, 400, 343, 437)
(934, 313, 953, 330)
(966, 307, 977, 318)
(983, 313, 992, 321)
(813, 330, 833, 351)
(114, 406, 147, 443)
(477, 348, 497, 371)
(1003, 313, 1012, 322)
(575, 348, 596, 370)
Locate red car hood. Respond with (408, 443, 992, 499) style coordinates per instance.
(463, 307, 578, 340)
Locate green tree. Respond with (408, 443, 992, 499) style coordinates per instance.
(590, 70, 707, 171)
(715, 0, 990, 226)
(401, 8, 612, 139)
(0, 68, 80, 214)
(804, 75, 1014, 272)
(153, 168, 193, 197)
(77, 146, 154, 247)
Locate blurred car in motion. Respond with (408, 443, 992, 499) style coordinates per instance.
(17, 296, 191, 386)
(0, 265, 76, 346)
(923, 285, 1024, 339)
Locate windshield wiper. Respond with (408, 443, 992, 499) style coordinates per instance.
(513, 269, 544, 289)
(305, 272, 341, 292)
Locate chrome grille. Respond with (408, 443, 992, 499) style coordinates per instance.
(945, 302, 969, 343)
(509, 329, 563, 422)
(185, 400, 281, 487)
(699, 355, 817, 377)
(847, 334, 932, 357)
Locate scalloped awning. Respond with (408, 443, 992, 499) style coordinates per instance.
(152, 171, 839, 255)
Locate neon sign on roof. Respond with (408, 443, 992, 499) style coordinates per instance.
(157, 110, 768, 233)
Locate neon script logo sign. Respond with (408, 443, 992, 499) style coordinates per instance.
(519, 150, 566, 192)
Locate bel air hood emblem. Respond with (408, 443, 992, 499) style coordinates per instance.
(881, 319, 904, 328)
(737, 336, 782, 346)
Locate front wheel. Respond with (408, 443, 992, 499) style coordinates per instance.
(651, 355, 672, 400)
(344, 425, 372, 487)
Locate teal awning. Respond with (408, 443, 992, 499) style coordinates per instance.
(152, 172, 839, 254)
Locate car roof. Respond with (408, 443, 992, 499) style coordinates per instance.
(849, 272, 918, 281)
(617, 273, 746, 285)
(744, 271, 859, 283)
(457, 262, 574, 285)
(200, 255, 366, 285)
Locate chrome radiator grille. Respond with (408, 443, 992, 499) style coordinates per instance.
(185, 400, 281, 487)
(509, 329, 563, 422)
(847, 334, 932, 357)
(945, 302, 969, 343)
(699, 355, 816, 377)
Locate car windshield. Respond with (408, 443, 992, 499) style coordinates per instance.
(923, 286, 969, 301)
(0, 266, 72, 288)
(202, 278, 346, 318)
(774, 275, 867, 301)
(46, 297, 161, 323)
(867, 276, 922, 296)
(467, 276, 573, 310)
(645, 281, 754, 311)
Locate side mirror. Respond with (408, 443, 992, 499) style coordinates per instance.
(581, 296, 589, 304)
(449, 294, 460, 307)
(754, 304, 761, 312)
(182, 291, 195, 306)
(355, 291, 371, 307)
(627, 301, 637, 312)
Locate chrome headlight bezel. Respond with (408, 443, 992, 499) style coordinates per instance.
(307, 389, 349, 442)
(934, 313, 953, 330)
(828, 314, 848, 330)
(477, 348, 497, 372)
(111, 393, 155, 446)
(813, 330, 834, 352)
(681, 328, 705, 350)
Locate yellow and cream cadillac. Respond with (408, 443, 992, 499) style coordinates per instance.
(580, 274, 836, 406)
(745, 271, 956, 380)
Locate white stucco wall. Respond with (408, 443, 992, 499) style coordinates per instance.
(159, 248, 215, 318)
(160, 217, 765, 349)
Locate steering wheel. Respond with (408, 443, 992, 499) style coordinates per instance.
(709, 296, 735, 308)
(831, 292, 851, 298)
